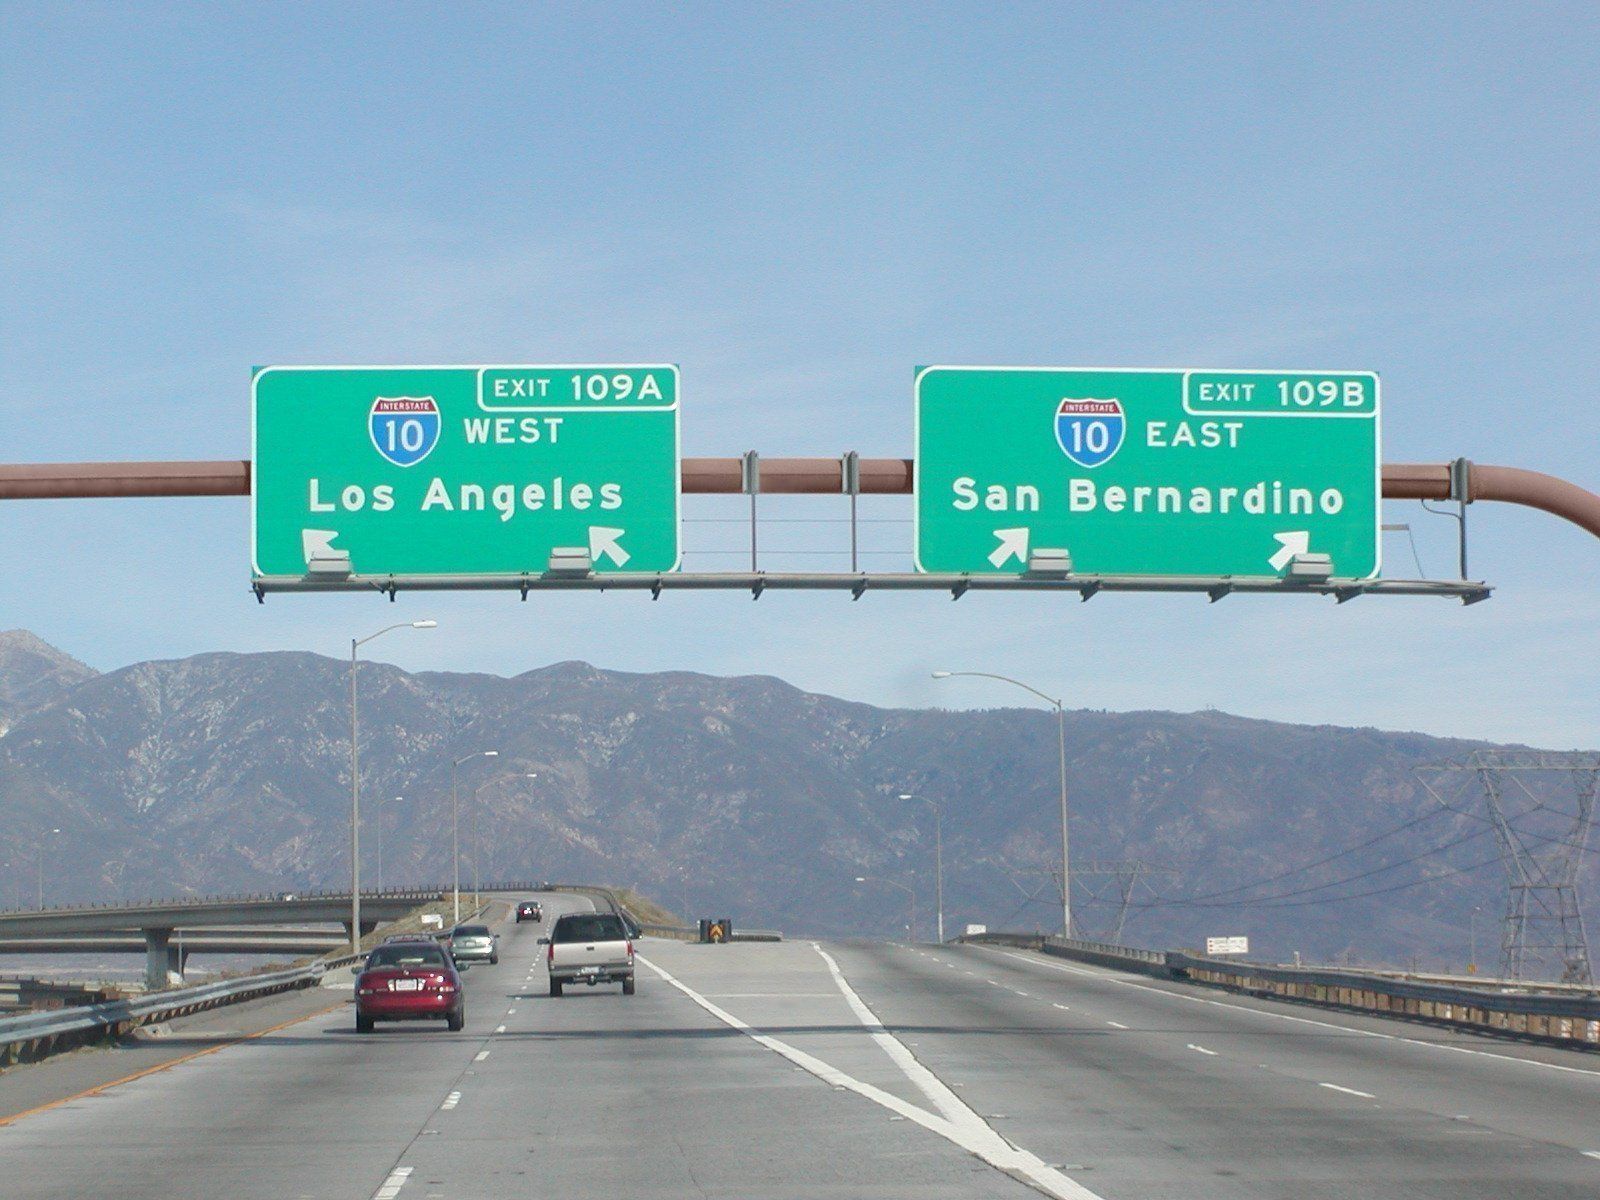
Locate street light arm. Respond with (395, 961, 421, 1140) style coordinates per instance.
(354, 622, 415, 649)
(935, 670, 1062, 710)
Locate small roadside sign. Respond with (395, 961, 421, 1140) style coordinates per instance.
(1206, 936, 1250, 955)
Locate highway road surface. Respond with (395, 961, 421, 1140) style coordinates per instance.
(2, 891, 1598, 1199)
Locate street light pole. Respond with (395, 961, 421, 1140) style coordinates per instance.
(350, 620, 435, 955)
(934, 670, 1071, 938)
(901, 794, 943, 942)
(451, 750, 498, 924)
(36, 829, 60, 910)
(856, 875, 916, 942)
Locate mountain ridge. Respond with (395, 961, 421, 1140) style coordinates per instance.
(0, 631, 1587, 971)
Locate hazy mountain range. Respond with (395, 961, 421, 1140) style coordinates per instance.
(0, 628, 1591, 971)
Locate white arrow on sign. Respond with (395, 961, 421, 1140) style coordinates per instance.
(588, 526, 630, 568)
(989, 527, 1030, 569)
(302, 529, 341, 565)
(1269, 531, 1311, 572)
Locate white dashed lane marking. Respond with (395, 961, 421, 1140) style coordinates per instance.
(1319, 1082, 1375, 1099)
(372, 1165, 413, 1199)
(1187, 1044, 1218, 1056)
(440, 1091, 462, 1110)
(1107, 1021, 1128, 1029)
(474, 1050, 490, 1061)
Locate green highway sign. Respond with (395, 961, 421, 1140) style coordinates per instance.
(252, 365, 680, 577)
(914, 366, 1380, 578)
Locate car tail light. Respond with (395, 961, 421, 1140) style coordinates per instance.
(625, 940, 634, 958)
(547, 940, 555, 965)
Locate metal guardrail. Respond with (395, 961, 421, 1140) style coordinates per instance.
(965, 931, 1174, 976)
(1170, 953, 1600, 1045)
(0, 957, 346, 1068)
(960, 932, 1600, 1047)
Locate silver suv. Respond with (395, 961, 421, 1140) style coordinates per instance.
(448, 924, 499, 965)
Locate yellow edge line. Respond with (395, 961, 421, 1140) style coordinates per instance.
(0, 999, 346, 1129)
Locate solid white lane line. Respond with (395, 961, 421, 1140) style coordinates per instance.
(474, 1050, 490, 1061)
(984, 948, 1600, 1081)
(638, 954, 1103, 1200)
(1107, 1021, 1128, 1029)
(1319, 1082, 1375, 1099)
(1187, 1044, 1218, 1056)
(440, 1091, 462, 1110)
(813, 944, 975, 1127)
(372, 1165, 413, 1199)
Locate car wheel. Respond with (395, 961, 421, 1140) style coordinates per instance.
(622, 976, 636, 996)
(447, 1009, 465, 1032)
(490, 954, 499, 965)
(549, 979, 563, 997)
(355, 1014, 374, 1034)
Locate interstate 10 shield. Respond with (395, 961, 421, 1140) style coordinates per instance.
(1055, 398, 1125, 468)
(368, 396, 441, 467)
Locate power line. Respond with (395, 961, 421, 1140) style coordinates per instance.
(1134, 824, 1497, 910)
(1156, 802, 1458, 906)
(1231, 851, 1505, 909)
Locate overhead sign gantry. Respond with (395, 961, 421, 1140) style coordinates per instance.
(243, 361, 1487, 602)
(913, 366, 1380, 578)
(251, 365, 681, 578)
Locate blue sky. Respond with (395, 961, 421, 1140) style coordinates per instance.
(3, 3, 1598, 745)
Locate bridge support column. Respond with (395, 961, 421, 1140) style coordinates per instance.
(143, 929, 182, 990)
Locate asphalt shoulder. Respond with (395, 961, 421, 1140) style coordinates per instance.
(0, 977, 347, 1125)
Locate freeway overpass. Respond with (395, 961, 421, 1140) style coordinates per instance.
(0, 888, 1595, 1199)
(0, 890, 444, 988)
(0, 927, 347, 960)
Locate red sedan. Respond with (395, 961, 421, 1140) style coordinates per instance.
(353, 939, 466, 1032)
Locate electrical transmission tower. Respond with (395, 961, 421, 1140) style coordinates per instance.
(986, 855, 1175, 942)
(1074, 860, 1179, 943)
(1419, 751, 1598, 985)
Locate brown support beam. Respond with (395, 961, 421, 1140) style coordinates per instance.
(0, 460, 250, 499)
(2, 457, 1597, 544)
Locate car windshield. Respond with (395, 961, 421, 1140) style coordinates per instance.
(553, 915, 626, 943)
(366, 945, 448, 969)
(452, 926, 490, 938)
